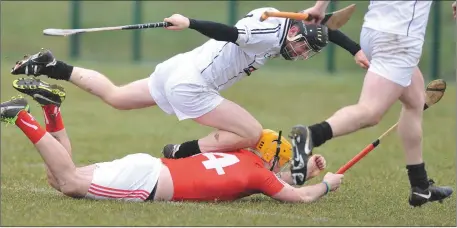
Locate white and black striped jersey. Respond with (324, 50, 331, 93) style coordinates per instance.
(184, 7, 290, 91)
(363, 1, 433, 40)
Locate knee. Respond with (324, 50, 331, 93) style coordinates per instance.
(104, 97, 125, 110)
(60, 185, 82, 198)
(245, 121, 263, 147)
(104, 90, 131, 110)
(46, 172, 61, 192)
(403, 94, 424, 111)
(50, 173, 86, 198)
(59, 180, 85, 198)
(358, 104, 383, 127)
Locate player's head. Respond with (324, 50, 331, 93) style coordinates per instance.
(253, 129, 292, 173)
(281, 20, 329, 61)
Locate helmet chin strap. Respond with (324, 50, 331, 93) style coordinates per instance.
(270, 130, 282, 172)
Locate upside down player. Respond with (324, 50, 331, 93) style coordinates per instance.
(1, 78, 343, 202)
(11, 6, 369, 184)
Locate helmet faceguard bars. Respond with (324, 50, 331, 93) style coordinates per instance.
(281, 20, 329, 61)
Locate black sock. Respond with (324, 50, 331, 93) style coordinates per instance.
(406, 163, 429, 189)
(174, 140, 201, 159)
(41, 61, 74, 81)
(308, 121, 333, 147)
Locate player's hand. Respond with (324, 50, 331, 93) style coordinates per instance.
(323, 172, 344, 192)
(452, 1, 456, 19)
(301, 5, 326, 24)
(306, 154, 326, 179)
(164, 14, 190, 31)
(354, 50, 370, 70)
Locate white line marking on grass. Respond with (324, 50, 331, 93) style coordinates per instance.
(2, 185, 59, 195)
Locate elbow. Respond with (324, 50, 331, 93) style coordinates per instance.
(298, 190, 320, 203)
(226, 27, 239, 43)
(287, 189, 316, 203)
(299, 195, 315, 203)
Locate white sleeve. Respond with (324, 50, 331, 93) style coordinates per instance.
(234, 8, 283, 55)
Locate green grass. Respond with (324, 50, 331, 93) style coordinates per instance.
(1, 60, 455, 226)
(1, 0, 456, 226)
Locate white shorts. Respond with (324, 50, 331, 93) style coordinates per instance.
(148, 54, 224, 121)
(86, 153, 162, 202)
(360, 27, 424, 87)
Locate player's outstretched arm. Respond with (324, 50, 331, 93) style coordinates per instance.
(328, 29, 360, 56)
(328, 29, 370, 69)
(272, 172, 343, 203)
(278, 154, 326, 185)
(164, 14, 239, 43)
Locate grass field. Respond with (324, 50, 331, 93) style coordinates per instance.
(1, 0, 456, 226)
(1, 60, 455, 226)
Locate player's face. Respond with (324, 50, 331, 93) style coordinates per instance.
(283, 25, 316, 61)
(283, 40, 312, 60)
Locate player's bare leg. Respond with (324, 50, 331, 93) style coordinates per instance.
(13, 77, 72, 189)
(397, 68, 425, 166)
(69, 68, 155, 110)
(396, 68, 453, 206)
(11, 78, 97, 193)
(291, 68, 453, 207)
(196, 99, 262, 151)
(326, 70, 403, 136)
(289, 70, 404, 158)
(163, 99, 262, 158)
(11, 49, 156, 110)
(1, 96, 92, 197)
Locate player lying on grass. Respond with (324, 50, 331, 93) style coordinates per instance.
(1, 78, 343, 202)
(10, 7, 368, 187)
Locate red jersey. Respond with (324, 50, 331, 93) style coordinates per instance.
(160, 149, 285, 202)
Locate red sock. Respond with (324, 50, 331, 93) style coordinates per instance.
(42, 105, 64, 132)
(15, 110, 47, 144)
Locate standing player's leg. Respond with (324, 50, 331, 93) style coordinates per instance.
(289, 58, 404, 156)
(0, 96, 91, 197)
(289, 28, 415, 153)
(11, 49, 156, 110)
(397, 68, 453, 207)
(289, 28, 453, 206)
(398, 67, 425, 167)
